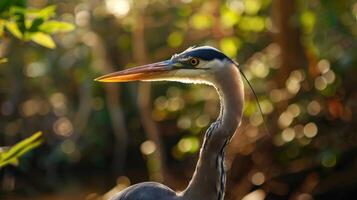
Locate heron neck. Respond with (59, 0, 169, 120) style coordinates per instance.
(182, 64, 244, 200)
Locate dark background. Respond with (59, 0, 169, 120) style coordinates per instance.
(1, 0, 357, 199)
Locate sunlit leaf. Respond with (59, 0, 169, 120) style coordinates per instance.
(0, 58, 8, 64)
(39, 20, 75, 34)
(0, 131, 43, 168)
(1, 132, 42, 160)
(9, 6, 26, 15)
(5, 21, 22, 39)
(31, 32, 56, 49)
(26, 5, 56, 20)
(38, 5, 57, 20)
(0, 157, 19, 167)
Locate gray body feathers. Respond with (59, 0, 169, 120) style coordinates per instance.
(111, 182, 179, 200)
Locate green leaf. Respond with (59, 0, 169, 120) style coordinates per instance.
(5, 21, 22, 39)
(1, 132, 42, 161)
(0, 0, 14, 13)
(0, 157, 19, 167)
(31, 32, 56, 49)
(39, 20, 75, 34)
(34, 5, 56, 20)
(28, 18, 44, 32)
(9, 6, 26, 15)
(8, 5, 56, 21)
(0, 131, 43, 168)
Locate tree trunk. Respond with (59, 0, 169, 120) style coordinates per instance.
(132, 6, 167, 182)
(272, 0, 307, 87)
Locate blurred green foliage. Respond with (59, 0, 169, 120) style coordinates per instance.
(0, 1, 74, 49)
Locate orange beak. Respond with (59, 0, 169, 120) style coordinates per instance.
(95, 60, 173, 82)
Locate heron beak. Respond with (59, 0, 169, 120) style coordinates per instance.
(95, 60, 174, 82)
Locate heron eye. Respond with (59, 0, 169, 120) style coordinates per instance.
(189, 58, 200, 66)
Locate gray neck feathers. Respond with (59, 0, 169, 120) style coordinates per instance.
(182, 63, 244, 200)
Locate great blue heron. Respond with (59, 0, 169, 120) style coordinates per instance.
(96, 46, 251, 200)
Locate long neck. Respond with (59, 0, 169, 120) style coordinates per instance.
(182, 64, 244, 200)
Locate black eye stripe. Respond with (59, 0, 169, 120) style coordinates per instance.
(181, 48, 228, 61)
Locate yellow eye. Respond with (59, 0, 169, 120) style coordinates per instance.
(189, 58, 200, 66)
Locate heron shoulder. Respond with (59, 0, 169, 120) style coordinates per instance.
(110, 182, 180, 200)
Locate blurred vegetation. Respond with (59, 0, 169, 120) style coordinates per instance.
(0, 0, 73, 172)
(0, 0, 356, 200)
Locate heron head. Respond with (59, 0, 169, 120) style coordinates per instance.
(95, 46, 235, 84)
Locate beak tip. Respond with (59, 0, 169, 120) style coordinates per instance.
(94, 75, 108, 82)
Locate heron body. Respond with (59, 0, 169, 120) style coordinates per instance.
(96, 46, 245, 200)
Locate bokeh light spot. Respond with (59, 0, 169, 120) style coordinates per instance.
(244, 0, 261, 15)
(221, 8, 240, 27)
(105, 0, 131, 18)
(260, 99, 274, 114)
(196, 114, 210, 128)
(281, 128, 295, 142)
(278, 112, 293, 128)
(50, 92, 68, 116)
(250, 113, 263, 126)
(167, 32, 183, 48)
(251, 172, 265, 186)
(167, 97, 184, 112)
(303, 122, 318, 138)
(53, 117, 73, 137)
(75, 10, 90, 27)
(297, 193, 313, 200)
(177, 116, 192, 129)
(220, 37, 240, 57)
(250, 60, 269, 78)
(191, 13, 213, 30)
(154, 96, 168, 110)
(287, 104, 301, 118)
(140, 140, 156, 155)
(25, 62, 47, 77)
(317, 59, 330, 74)
(227, 0, 245, 14)
(323, 69, 335, 84)
(321, 152, 337, 168)
(21, 99, 40, 117)
(61, 139, 76, 154)
(314, 76, 327, 91)
(178, 137, 199, 153)
(307, 100, 321, 116)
